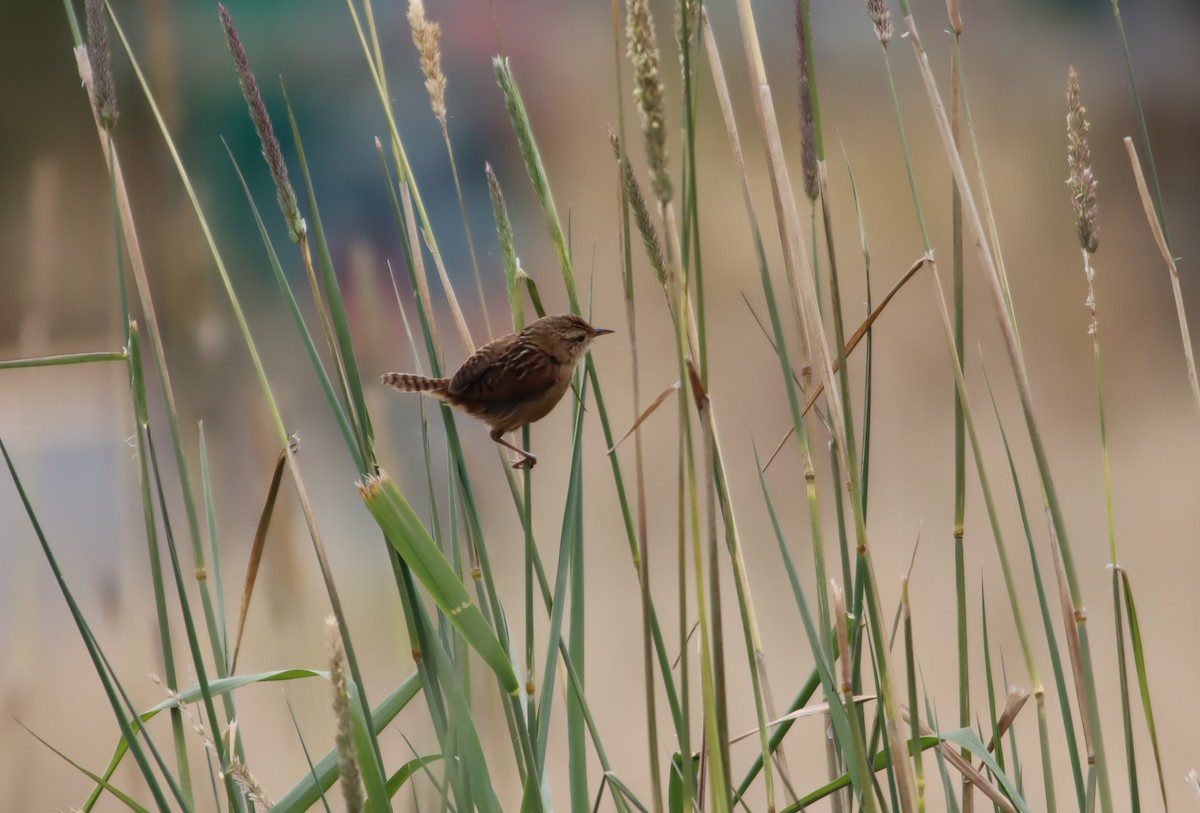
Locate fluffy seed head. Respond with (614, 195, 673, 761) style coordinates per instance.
(85, 0, 119, 129)
(1066, 66, 1099, 254)
(219, 4, 305, 243)
(866, 0, 893, 46)
(327, 616, 363, 813)
(408, 0, 448, 127)
(627, 0, 672, 204)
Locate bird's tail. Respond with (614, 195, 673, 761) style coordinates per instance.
(380, 373, 450, 397)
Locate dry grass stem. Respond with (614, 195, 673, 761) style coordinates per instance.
(730, 0, 917, 803)
(407, 0, 447, 127)
(1066, 67, 1099, 254)
(1123, 136, 1200, 420)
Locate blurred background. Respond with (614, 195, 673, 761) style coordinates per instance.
(3, 0, 1199, 809)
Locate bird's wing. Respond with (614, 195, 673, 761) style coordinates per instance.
(449, 337, 560, 402)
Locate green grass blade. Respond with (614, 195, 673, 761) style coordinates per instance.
(386, 755, 444, 797)
(198, 423, 230, 674)
(358, 473, 520, 695)
(221, 140, 363, 471)
(127, 326, 194, 807)
(754, 453, 874, 805)
(535, 381, 588, 769)
(781, 736, 943, 812)
(280, 89, 374, 464)
(284, 697, 335, 813)
(0, 350, 127, 369)
(143, 429, 243, 812)
(982, 364, 1083, 809)
(1, 437, 177, 813)
(19, 722, 151, 813)
(1118, 570, 1170, 811)
(567, 387, 590, 810)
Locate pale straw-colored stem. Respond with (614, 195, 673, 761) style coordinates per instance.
(896, 8, 1112, 808)
(729, 1, 915, 807)
(1124, 137, 1200, 419)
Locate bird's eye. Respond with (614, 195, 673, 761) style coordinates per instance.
(574, 334, 586, 344)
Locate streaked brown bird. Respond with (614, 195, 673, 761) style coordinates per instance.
(381, 313, 613, 468)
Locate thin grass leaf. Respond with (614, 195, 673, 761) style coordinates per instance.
(982, 359, 1077, 811)
(385, 755, 444, 797)
(107, 17, 378, 779)
(18, 722, 150, 813)
(281, 87, 376, 462)
(535, 379, 588, 769)
(782, 736, 944, 812)
(1123, 137, 1200, 419)
(229, 439, 294, 674)
(126, 326, 196, 807)
(893, 5, 1114, 804)
(668, 752, 700, 813)
(0, 349, 127, 369)
(285, 697, 335, 813)
(222, 140, 363, 471)
(567, 378, 590, 811)
(939, 729, 1031, 813)
(1118, 569, 1170, 811)
(753, 451, 875, 803)
(1109, 0, 1170, 245)
(604, 772, 654, 813)
(2, 437, 177, 813)
(198, 423, 230, 672)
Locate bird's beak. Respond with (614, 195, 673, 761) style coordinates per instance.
(592, 327, 615, 337)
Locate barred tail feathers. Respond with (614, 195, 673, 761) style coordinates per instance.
(380, 373, 450, 397)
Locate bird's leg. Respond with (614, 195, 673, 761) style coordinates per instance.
(490, 427, 537, 469)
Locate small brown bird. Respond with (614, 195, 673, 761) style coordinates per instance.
(381, 313, 613, 468)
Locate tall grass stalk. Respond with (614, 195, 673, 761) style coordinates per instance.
(894, 3, 1114, 807)
(730, 1, 918, 807)
(609, 1, 663, 804)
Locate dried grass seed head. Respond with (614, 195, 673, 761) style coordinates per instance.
(219, 4, 305, 242)
(627, 0, 672, 203)
(796, 0, 818, 201)
(408, 0, 448, 127)
(1066, 66, 1099, 254)
(326, 616, 364, 813)
(866, 0, 893, 46)
(85, 0, 119, 129)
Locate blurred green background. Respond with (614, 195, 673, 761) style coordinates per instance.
(3, 0, 1199, 809)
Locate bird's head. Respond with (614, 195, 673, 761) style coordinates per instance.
(528, 313, 614, 361)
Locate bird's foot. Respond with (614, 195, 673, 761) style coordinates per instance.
(511, 453, 538, 469)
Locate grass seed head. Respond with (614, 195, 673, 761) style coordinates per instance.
(796, 0, 818, 201)
(219, 4, 305, 243)
(867, 0, 893, 46)
(327, 616, 364, 813)
(1066, 66, 1099, 254)
(85, 0, 119, 130)
(408, 0, 448, 127)
(627, 0, 672, 204)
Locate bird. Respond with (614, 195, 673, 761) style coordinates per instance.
(380, 313, 613, 468)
